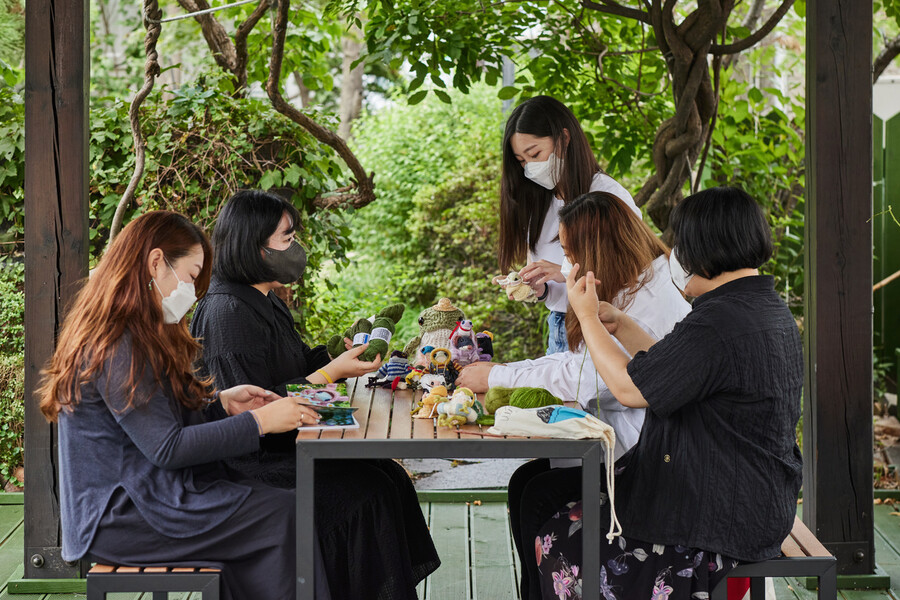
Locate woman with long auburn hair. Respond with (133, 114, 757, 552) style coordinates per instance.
(457, 191, 690, 599)
(39, 211, 324, 600)
(497, 96, 641, 354)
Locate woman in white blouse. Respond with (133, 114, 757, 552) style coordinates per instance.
(461, 190, 690, 600)
(498, 95, 640, 353)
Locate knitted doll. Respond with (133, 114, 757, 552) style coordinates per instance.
(449, 320, 480, 367)
(367, 350, 411, 388)
(491, 272, 538, 303)
(403, 298, 466, 367)
(436, 387, 478, 427)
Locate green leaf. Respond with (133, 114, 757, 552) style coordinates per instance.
(407, 90, 428, 105)
(433, 89, 452, 104)
(497, 86, 519, 100)
(748, 87, 764, 103)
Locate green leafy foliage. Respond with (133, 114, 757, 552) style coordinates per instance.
(0, 61, 23, 244)
(0, 0, 24, 68)
(0, 259, 24, 488)
(0, 354, 23, 488)
(0, 260, 23, 357)
(701, 66, 806, 315)
(305, 85, 545, 360)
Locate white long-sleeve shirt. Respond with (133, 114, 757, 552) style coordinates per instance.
(488, 254, 691, 459)
(530, 172, 640, 313)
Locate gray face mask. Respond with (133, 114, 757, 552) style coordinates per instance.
(263, 240, 307, 284)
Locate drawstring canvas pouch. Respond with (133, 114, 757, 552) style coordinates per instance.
(488, 405, 622, 542)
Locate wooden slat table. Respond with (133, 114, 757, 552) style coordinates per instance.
(295, 378, 607, 600)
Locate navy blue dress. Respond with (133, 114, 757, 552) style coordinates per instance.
(58, 333, 301, 600)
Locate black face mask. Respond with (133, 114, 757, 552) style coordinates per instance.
(263, 240, 307, 284)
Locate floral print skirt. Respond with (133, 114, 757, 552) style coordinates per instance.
(536, 501, 738, 600)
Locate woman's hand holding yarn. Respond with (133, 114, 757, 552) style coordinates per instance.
(325, 343, 383, 379)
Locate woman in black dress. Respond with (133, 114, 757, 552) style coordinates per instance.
(524, 187, 803, 599)
(190, 190, 439, 600)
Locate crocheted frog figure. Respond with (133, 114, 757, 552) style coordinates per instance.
(403, 298, 466, 367)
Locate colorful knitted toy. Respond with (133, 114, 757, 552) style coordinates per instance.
(449, 320, 480, 367)
(435, 387, 479, 427)
(476, 331, 494, 361)
(412, 385, 448, 419)
(492, 272, 538, 303)
(369, 350, 410, 385)
(403, 298, 466, 366)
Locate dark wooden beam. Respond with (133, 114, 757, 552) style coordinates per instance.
(23, 0, 89, 578)
(803, 0, 874, 575)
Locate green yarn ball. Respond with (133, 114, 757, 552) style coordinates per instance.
(360, 316, 394, 362)
(475, 414, 495, 426)
(349, 318, 373, 347)
(377, 303, 406, 323)
(485, 387, 515, 414)
(326, 335, 344, 359)
(510, 388, 562, 409)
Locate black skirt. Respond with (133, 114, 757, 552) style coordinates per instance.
(227, 449, 440, 599)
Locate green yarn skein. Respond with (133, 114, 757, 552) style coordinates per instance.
(510, 387, 562, 409)
(484, 387, 515, 414)
(485, 386, 562, 414)
(326, 334, 345, 359)
(360, 316, 395, 362)
(378, 303, 405, 323)
(349, 319, 373, 347)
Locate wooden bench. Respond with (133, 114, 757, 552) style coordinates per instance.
(86, 564, 221, 599)
(711, 516, 837, 599)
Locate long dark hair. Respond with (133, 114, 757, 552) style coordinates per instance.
(499, 96, 601, 272)
(40, 211, 213, 420)
(558, 192, 668, 349)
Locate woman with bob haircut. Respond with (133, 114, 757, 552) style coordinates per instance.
(499, 95, 641, 353)
(528, 187, 803, 600)
(458, 191, 689, 599)
(39, 211, 320, 600)
(190, 189, 440, 599)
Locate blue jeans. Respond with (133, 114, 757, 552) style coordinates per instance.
(546, 310, 569, 354)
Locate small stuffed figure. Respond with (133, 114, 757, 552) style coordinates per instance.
(367, 350, 411, 388)
(476, 331, 494, 361)
(492, 272, 538, 303)
(413, 385, 448, 419)
(419, 373, 447, 393)
(436, 387, 478, 427)
(449, 320, 480, 367)
(405, 365, 426, 389)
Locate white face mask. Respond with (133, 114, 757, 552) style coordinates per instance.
(523, 152, 564, 190)
(153, 260, 197, 324)
(668, 247, 694, 293)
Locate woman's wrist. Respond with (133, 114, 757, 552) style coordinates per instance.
(536, 282, 550, 301)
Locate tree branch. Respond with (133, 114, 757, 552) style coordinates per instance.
(581, 0, 651, 24)
(175, 0, 238, 72)
(874, 33, 900, 83)
(110, 0, 162, 243)
(233, 0, 269, 90)
(266, 0, 376, 210)
(709, 0, 793, 55)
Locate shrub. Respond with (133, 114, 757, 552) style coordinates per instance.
(0, 353, 23, 488)
(0, 259, 23, 356)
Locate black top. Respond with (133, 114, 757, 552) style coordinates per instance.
(618, 275, 803, 562)
(190, 278, 330, 453)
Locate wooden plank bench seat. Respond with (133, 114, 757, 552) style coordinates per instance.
(86, 563, 221, 599)
(711, 516, 836, 599)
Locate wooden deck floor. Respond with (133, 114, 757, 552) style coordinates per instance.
(3, 495, 900, 599)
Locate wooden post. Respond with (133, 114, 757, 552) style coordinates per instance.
(23, 0, 89, 578)
(803, 0, 875, 575)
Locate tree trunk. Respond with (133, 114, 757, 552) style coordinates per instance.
(338, 21, 364, 140)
